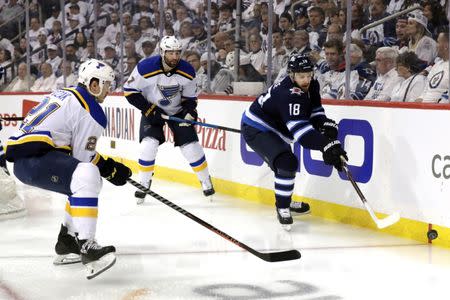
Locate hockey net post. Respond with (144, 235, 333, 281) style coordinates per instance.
(0, 167, 26, 220)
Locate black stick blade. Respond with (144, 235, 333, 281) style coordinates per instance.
(257, 249, 301, 262)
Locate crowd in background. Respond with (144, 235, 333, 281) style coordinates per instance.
(0, 0, 449, 102)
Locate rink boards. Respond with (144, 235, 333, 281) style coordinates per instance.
(1, 93, 450, 246)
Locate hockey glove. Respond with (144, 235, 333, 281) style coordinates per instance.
(320, 119, 338, 140)
(98, 157, 132, 186)
(322, 140, 348, 172)
(179, 101, 198, 127)
(143, 104, 164, 126)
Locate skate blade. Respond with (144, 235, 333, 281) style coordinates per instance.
(85, 253, 116, 280)
(136, 198, 145, 205)
(53, 254, 81, 265)
(281, 224, 292, 231)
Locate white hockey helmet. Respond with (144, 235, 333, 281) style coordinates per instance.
(159, 35, 182, 55)
(78, 59, 115, 97)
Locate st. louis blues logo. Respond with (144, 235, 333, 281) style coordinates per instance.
(157, 84, 180, 106)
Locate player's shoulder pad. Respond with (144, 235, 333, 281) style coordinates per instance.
(176, 59, 196, 80)
(137, 55, 163, 78)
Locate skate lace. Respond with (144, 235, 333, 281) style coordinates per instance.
(278, 208, 291, 218)
(81, 240, 102, 252)
(290, 201, 303, 209)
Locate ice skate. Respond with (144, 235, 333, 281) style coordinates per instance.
(135, 180, 151, 204)
(276, 208, 293, 231)
(290, 201, 311, 214)
(201, 176, 215, 199)
(79, 239, 116, 280)
(53, 224, 81, 265)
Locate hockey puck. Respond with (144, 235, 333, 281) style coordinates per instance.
(427, 229, 438, 240)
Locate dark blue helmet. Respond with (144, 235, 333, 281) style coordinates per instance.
(287, 54, 313, 73)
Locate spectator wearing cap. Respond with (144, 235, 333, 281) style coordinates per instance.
(294, 6, 309, 30)
(3, 62, 35, 92)
(54, 61, 77, 90)
(416, 31, 449, 103)
(30, 62, 57, 92)
(391, 52, 427, 102)
(406, 10, 437, 65)
(65, 14, 82, 45)
(362, 0, 396, 47)
(103, 44, 119, 70)
(45, 44, 62, 73)
(173, 6, 192, 37)
(68, 3, 87, 27)
(218, 4, 235, 32)
(64, 0, 89, 20)
(140, 39, 156, 58)
(44, 5, 62, 32)
(31, 29, 50, 67)
(104, 12, 120, 44)
(365, 47, 404, 101)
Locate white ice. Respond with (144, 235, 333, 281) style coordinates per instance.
(1, 177, 450, 300)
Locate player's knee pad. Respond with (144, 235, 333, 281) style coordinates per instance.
(180, 141, 205, 162)
(273, 152, 298, 178)
(140, 137, 159, 160)
(70, 162, 102, 197)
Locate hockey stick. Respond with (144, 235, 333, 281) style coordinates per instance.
(0, 116, 24, 121)
(161, 114, 241, 133)
(340, 157, 400, 229)
(127, 178, 301, 262)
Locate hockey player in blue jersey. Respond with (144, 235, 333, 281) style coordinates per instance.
(5, 59, 132, 279)
(124, 36, 215, 203)
(241, 54, 348, 229)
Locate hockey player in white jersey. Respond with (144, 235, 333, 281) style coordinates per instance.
(124, 35, 215, 203)
(5, 59, 132, 279)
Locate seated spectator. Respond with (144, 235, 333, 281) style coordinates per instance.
(80, 39, 103, 63)
(317, 39, 345, 98)
(29, 17, 45, 48)
(0, 33, 14, 56)
(199, 52, 222, 92)
(47, 20, 63, 46)
(365, 47, 404, 101)
(45, 44, 62, 73)
(405, 10, 437, 65)
(141, 39, 157, 58)
(307, 6, 328, 48)
(54, 61, 77, 90)
(187, 19, 208, 54)
(0, 0, 24, 39)
(416, 31, 449, 103)
(218, 4, 235, 33)
(422, 0, 448, 39)
(31, 29, 49, 67)
(73, 32, 88, 57)
(30, 62, 57, 92)
(3, 62, 35, 92)
(362, 0, 396, 47)
(103, 44, 119, 70)
(392, 17, 409, 53)
(67, 3, 87, 27)
(44, 5, 62, 32)
(391, 52, 427, 102)
(0, 48, 12, 86)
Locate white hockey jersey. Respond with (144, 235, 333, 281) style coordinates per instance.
(123, 55, 197, 115)
(419, 60, 449, 103)
(365, 68, 404, 101)
(6, 86, 106, 163)
(390, 74, 427, 102)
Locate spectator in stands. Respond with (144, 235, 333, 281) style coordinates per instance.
(64, 0, 89, 20)
(29, 17, 44, 48)
(391, 52, 427, 102)
(141, 39, 157, 58)
(68, 3, 86, 27)
(173, 6, 192, 36)
(124, 56, 139, 79)
(89, 2, 108, 29)
(104, 12, 120, 44)
(365, 47, 403, 101)
(392, 17, 409, 53)
(0, 0, 24, 39)
(132, 0, 153, 26)
(65, 15, 83, 45)
(199, 52, 222, 92)
(218, 4, 235, 32)
(179, 21, 194, 50)
(65, 44, 80, 70)
(45, 44, 62, 74)
(362, 0, 396, 46)
(423, 0, 449, 39)
(74, 32, 88, 57)
(188, 19, 208, 54)
(139, 16, 157, 40)
(416, 31, 449, 103)
(123, 39, 142, 62)
(54, 61, 77, 89)
(317, 39, 346, 99)
(31, 29, 49, 67)
(80, 39, 102, 63)
(47, 20, 63, 46)
(279, 12, 294, 34)
(0, 48, 12, 85)
(127, 25, 145, 59)
(103, 44, 119, 70)
(307, 6, 328, 49)
(268, 30, 286, 78)
(30, 62, 57, 92)
(326, 23, 344, 43)
(248, 33, 266, 76)
(405, 10, 437, 65)
(3, 62, 35, 92)
(0, 32, 14, 55)
(294, 6, 309, 30)
(44, 5, 62, 32)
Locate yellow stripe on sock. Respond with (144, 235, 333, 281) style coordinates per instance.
(65, 202, 98, 218)
(192, 161, 207, 172)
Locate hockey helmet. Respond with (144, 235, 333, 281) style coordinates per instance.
(78, 59, 115, 97)
(159, 35, 182, 55)
(287, 54, 314, 73)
